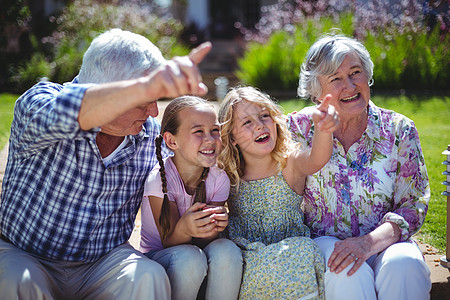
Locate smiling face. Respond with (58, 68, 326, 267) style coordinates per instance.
(231, 100, 277, 159)
(101, 101, 159, 136)
(318, 51, 370, 122)
(166, 104, 221, 172)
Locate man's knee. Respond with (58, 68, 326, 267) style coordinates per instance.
(0, 251, 53, 299)
(135, 258, 171, 296)
(136, 256, 170, 282)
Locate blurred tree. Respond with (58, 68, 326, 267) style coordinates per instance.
(0, 0, 33, 91)
(3, 0, 188, 93)
(0, 0, 31, 53)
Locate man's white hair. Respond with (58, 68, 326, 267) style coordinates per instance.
(78, 28, 166, 84)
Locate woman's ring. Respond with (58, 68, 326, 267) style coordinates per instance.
(350, 253, 358, 260)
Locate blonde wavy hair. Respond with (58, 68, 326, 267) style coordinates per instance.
(217, 86, 294, 188)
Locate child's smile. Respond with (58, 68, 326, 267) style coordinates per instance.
(231, 100, 277, 158)
(169, 105, 222, 173)
(255, 133, 270, 143)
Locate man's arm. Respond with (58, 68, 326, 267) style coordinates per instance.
(78, 42, 212, 130)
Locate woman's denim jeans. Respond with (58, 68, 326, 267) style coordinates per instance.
(146, 238, 243, 300)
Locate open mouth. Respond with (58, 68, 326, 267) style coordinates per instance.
(341, 93, 359, 103)
(255, 133, 270, 143)
(200, 149, 215, 156)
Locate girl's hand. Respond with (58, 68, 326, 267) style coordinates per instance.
(178, 202, 220, 238)
(202, 206, 229, 232)
(312, 94, 340, 133)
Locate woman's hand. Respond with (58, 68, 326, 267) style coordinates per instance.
(312, 94, 340, 133)
(328, 222, 402, 276)
(328, 235, 373, 276)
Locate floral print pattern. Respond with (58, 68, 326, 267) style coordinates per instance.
(287, 101, 430, 242)
(227, 175, 325, 300)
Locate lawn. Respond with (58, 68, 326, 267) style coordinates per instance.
(0, 93, 16, 149)
(0, 92, 449, 252)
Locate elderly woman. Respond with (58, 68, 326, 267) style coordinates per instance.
(287, 34, 431, 300)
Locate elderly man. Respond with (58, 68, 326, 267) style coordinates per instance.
(0, 28, 211, 299)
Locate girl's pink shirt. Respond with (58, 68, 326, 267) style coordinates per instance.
(139, 156, 230, 252)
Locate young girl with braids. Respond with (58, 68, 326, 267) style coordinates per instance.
(217, 86, 340, 300)
(139, 96, 242, 300)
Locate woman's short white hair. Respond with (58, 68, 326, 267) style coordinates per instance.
(78, 28, 166, 84)
(298, 34, 374, 103)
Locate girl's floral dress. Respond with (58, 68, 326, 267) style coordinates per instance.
(286, 101, 430, 242)
(227, 174, 325, 300)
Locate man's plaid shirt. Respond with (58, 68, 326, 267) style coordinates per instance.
(0, 81, 167, 262)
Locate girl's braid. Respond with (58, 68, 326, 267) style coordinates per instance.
(155, 134, 171, 240)
(193, 167, 210, 204)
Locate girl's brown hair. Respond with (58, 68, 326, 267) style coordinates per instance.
(217, 86, 294, 188)
(156, 96, 212, 240)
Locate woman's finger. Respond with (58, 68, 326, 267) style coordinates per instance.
(347, 254, 364, 276)
(329, 247, 351, 272)
(329, 250, 359, 274)
(317, 94, 332, 112)
(318, 106, 339, 132)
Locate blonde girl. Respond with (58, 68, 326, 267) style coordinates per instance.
(218, 86, 339, 299)
(139, 96, 242, 300)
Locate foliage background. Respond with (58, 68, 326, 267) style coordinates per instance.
(1, 0, 189, 94)
(236, 0, 449, 94)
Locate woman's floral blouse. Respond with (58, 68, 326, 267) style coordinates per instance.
(287, 101, 430, 242)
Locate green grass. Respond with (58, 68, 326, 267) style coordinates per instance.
(0, 93, 448, 252)
(278, 94, 450, 253)
(0, 93, 16, 150)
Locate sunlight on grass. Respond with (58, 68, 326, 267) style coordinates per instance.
(0, 94, 16, 150)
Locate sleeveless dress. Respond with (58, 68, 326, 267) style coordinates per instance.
(227, 174, 325, 300)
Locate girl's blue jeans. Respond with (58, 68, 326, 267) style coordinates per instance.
(145, 238, 243, 300)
